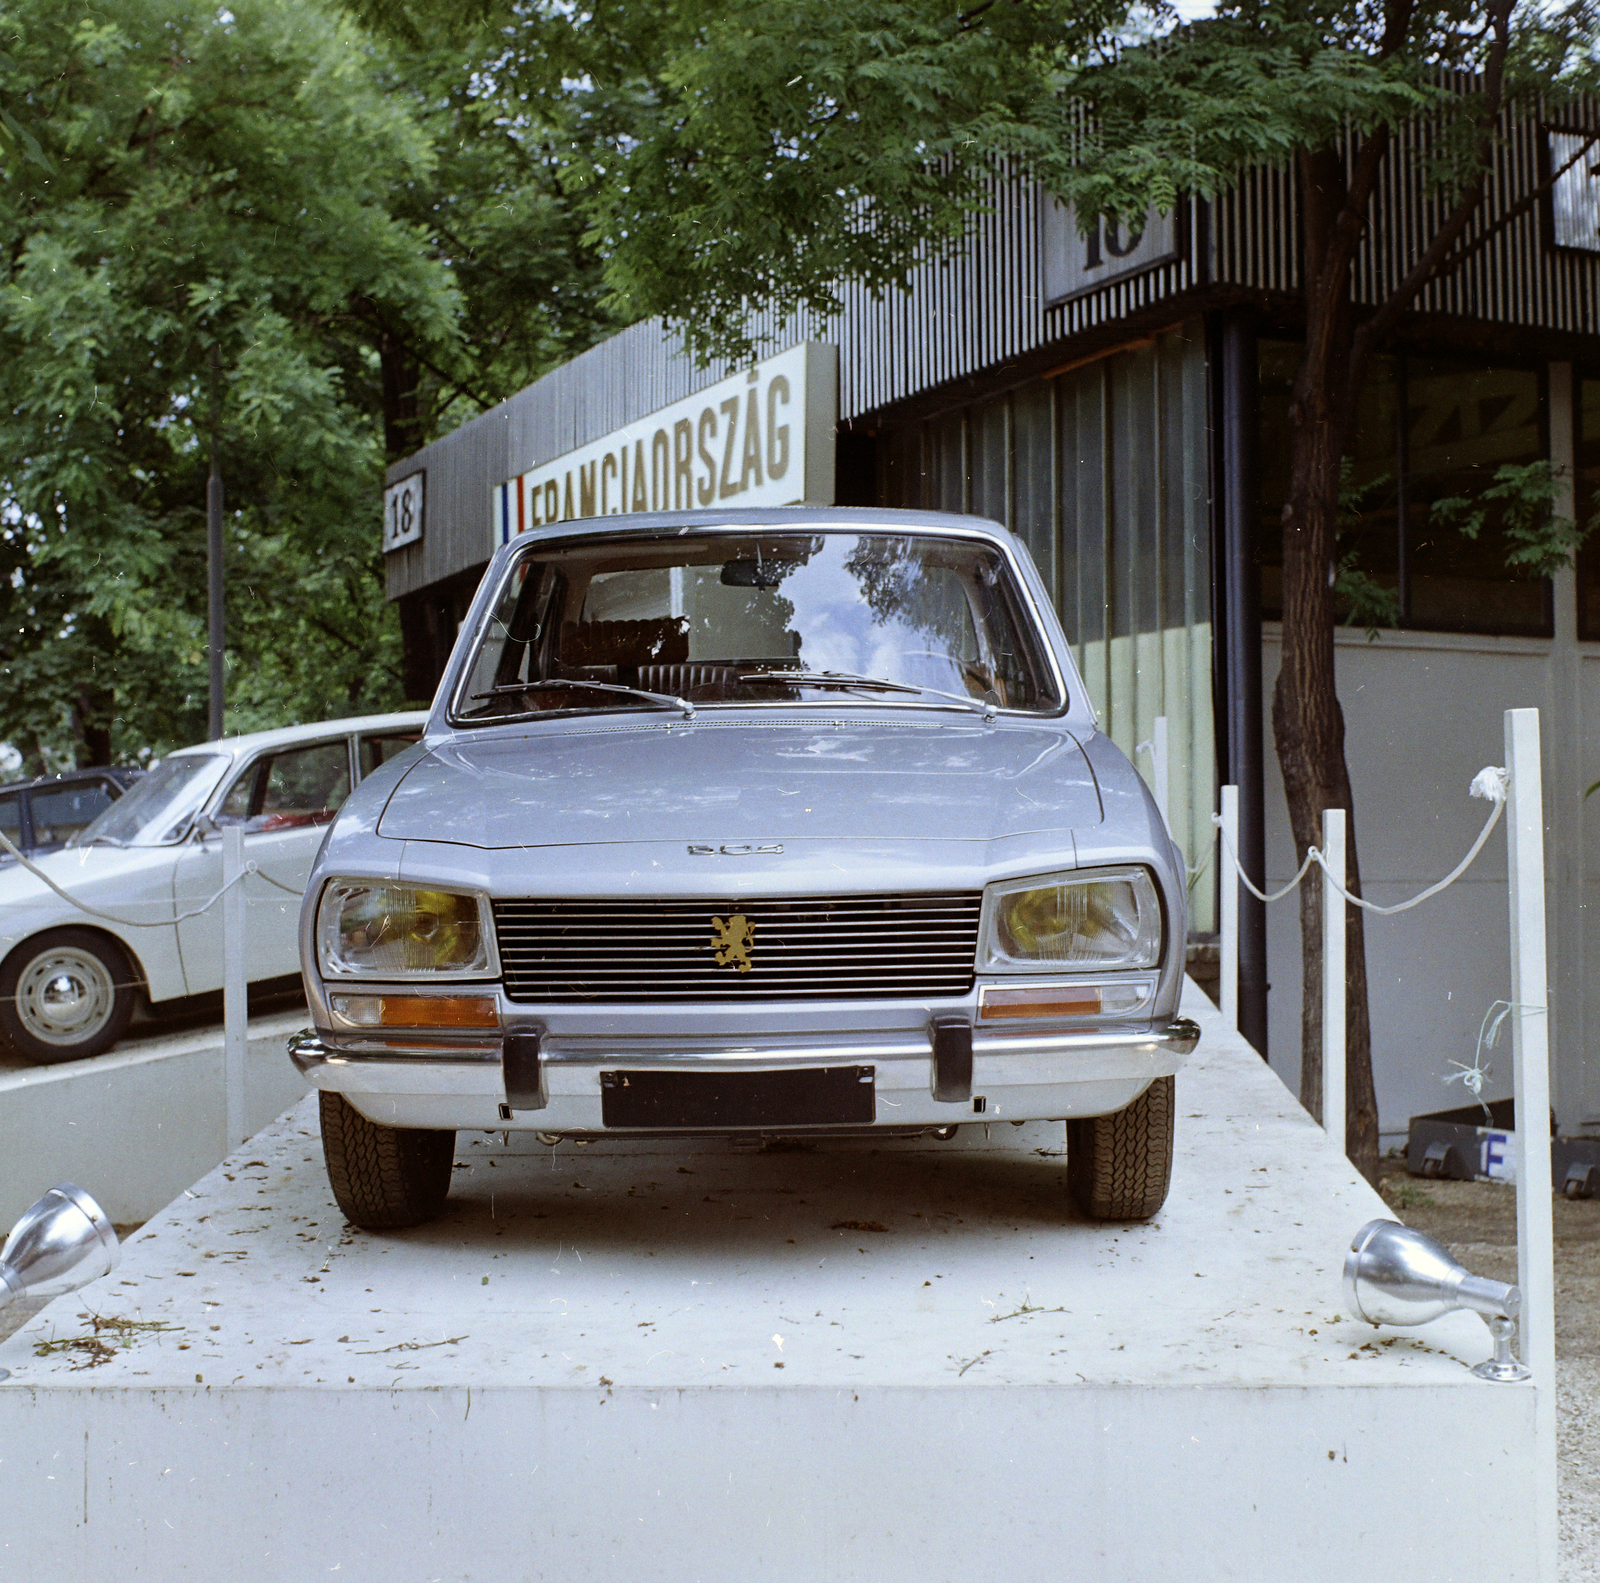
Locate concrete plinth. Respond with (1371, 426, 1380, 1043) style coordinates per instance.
(0, 1010, 309, 1226)
(0, 985, 1538, 1581)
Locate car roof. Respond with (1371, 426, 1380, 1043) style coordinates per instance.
(498, 504, 1018, 555)
(166, 711, 431, 764)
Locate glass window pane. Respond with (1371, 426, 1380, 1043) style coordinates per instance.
(217, 765, 258, 824)
(1404, 358, 1546, 634)
(1256, 339, 1298, 620)
(30, 780, 116, 849)
(1578, 376, 1600, 639)
(969, 401, 1008, 525)
(358, 732, 422, 780)
(0, 791, 20, 855)
(454, 531, 1061, 716)
(1011, 383, 1056, 597)
(1258, 341, 1400, 624)
(256, 743, 350, 831)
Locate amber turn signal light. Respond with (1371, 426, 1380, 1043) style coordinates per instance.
(979, 985, 1102, 1020)
(331, 994, 499, 1030)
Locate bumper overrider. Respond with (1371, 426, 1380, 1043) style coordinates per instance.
(288, 1004, 1201, 1136)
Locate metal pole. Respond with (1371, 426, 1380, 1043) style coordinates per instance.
(1152, 715, 1171, 836)
(1218, 311, 1268, 1056)
(223, 824, 248, 1151)
(1320, 808, 1346, 1145)
(1504, 707, 1557, 1580)
(207, 345, 225, 742)
(1220, 784, 1239, 1032)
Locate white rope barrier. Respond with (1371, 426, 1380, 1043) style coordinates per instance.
(1211, 764, 1507, 915)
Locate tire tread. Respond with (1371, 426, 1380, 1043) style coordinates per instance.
(1067, 1074, 1175, 1221)
(319, 1091, 455, 1230)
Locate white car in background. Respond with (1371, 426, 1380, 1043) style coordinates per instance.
(0, 713, 427, 1064)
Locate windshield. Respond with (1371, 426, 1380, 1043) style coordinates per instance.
(454, 531, 1061, 722)
(70, 754, 227, 847)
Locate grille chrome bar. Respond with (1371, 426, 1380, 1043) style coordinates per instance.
(494, 892, 981, 1003)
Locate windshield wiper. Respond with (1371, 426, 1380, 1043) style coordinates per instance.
(471, 678, 695, 719)
(738, 669, 997, 720)
(80, 834, 127, 848)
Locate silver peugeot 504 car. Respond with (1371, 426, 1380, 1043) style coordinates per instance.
(291, 508, 1198, 1230)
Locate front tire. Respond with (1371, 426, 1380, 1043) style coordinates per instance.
(0, 928, 135, 1064)
(1067, 1074, 1175, 1221)
(319, 1090, 456, 1230)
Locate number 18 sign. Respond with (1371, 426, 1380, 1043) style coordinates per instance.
(383, 472, 425, 554)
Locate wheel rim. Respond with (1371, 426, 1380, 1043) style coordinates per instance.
(14, 946, 117, 1048)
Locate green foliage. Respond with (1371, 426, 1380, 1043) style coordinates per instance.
(0, 0, 452, 770)
(360, 2, 1600, 365)
(0, 0, 617, 776)
(1430, 460, 1596, 580)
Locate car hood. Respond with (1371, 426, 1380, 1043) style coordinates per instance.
(376, 718, 1102, 850)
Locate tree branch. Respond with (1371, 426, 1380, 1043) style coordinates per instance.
(1352, 0, 1515, 373)
(1427, 130, 1599, 283)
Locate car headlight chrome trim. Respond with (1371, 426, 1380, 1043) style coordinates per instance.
(977, 866, 1163, 974)
(316, 880, 500, 981)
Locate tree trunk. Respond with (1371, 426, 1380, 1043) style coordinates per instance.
(1271, 148, 1381, 1182)
(378, 326, 422, 466)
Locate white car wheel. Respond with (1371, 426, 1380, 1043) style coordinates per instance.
(0, 930, 135, 1064)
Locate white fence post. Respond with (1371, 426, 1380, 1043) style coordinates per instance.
(223, 824, 248, 1151)
(1219, 785, 1239, 1032)
(1505, 707, 1557, 1580)
(1151, 715, 1170, 835)
(1320, 808, 1346, 1145)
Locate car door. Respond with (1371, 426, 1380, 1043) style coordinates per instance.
(173, 738, 354, 994)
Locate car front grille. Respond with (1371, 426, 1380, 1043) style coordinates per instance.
(493, 892, 982, 1003)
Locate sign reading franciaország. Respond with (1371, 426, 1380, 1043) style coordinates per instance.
(1039, 196, 1182, 307)
(493, 341, 837, 543)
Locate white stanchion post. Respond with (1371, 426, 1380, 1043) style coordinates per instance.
(223, 824, 248, 1151)
(1320, 808, 1346, 1145)
(1219, 785, 1239, 1032)
(1152, 715, 1170, 835)
(1504, 707, 1557, 1581)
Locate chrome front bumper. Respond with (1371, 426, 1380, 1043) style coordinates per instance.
(289, 1017, 1201, 1134)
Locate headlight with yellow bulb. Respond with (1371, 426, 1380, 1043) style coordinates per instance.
(979, 866, 1162, 973)
(316, 881, 498, 979)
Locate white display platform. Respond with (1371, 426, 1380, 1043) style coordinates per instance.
(0, 985, 1537, 1581)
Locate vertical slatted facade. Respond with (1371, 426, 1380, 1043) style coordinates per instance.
(871, 326, 1216, 928)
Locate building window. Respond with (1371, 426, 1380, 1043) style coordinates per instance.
(1578, 375, 1600, 640)
(1259, 343, 1549, 636)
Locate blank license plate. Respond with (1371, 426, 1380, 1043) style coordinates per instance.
(599, 1066, 875, 1129)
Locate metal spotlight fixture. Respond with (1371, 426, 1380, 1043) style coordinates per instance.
(0, 1183, 121, 1378)
(1344, 1218, 1528, 1382)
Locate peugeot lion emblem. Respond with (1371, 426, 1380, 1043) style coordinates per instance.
(709, 914, 755, 973)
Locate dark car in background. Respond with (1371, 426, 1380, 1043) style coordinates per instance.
(0, 768, 144, 867)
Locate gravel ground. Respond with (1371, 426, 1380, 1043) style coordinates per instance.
(1377, 1162, 1600, 1581)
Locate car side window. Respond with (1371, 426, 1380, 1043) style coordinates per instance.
(31, 780, 117, 848)
(0, 790, 20, 854)
(358, 731, 421, 781)
(216, 742, 352, 833)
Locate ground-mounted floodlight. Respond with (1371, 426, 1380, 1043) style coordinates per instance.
(0, 1184, 120, 1380)
(1344, 1218, 1528, 1382)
